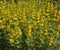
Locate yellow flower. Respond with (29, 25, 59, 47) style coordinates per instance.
(9, 20, 12, 23)
(13, 22, 19, 26)
(26, 25, 32, 37)
(4, 0, 6, 2)
(11, 0, 14, 3)
(48, 43, 52, 46)
(48, 2, 51, 7)
(10, 35, 14, 38)
(39, 8, 42, 13)
(39, 23, 44, 26)
(37, 12, 40, 19)
(6, 25, 11, 31)
(9, 38, 14, 43)
(45, 13, 49, 16)
(48, 37, 53, 46)
(41, 19, 44, 23)
(57, 24, 60, 30)
(17, 29, 22, 35)
(47, 9, 50, 12)
(51, 3, 54, 7)
(44, 29, 48, 35)
(14, 26, 22, 35)
(49, 37, 53, 40)
(13, 17, 18, 20)
(55, 32, 59, 35)
(28, 33, 32, 37)
(47, 16, 50, 21)
(26, 25, 31, 33)
(0, 20, 3, 23)
(11, 29, 15, 33)
(53, 18, 57, 21)
(0, 25, 5, 28)
(58, 11, 60, 15)
(55, 10, 57, 16)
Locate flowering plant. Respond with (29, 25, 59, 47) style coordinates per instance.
(0, 0, 60, 50)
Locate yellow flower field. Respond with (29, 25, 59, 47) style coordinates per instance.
(0, 0, 60, 50)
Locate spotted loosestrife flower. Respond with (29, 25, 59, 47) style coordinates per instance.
(0, 0, 60, 48)
(9, 38, 15, 43)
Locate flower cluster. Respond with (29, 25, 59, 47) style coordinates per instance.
(0, 0, 60, 49)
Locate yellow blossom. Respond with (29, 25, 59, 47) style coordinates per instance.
(0, 20, 3, 23)
(48, 2, 51, 8)
(55, 32, 59, 35)
(39, 23, 44, 26)
(44, 29, 48, 35)
(4, 0, 6, 2)
(48, 43, 52, 46)
(49, 37, 53, 40)
(6, 25, 11, 31)
(0, 25, 5, 28)
(9, 38, 14, 43)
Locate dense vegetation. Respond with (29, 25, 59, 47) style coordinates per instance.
(0, 0, 60, 50)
